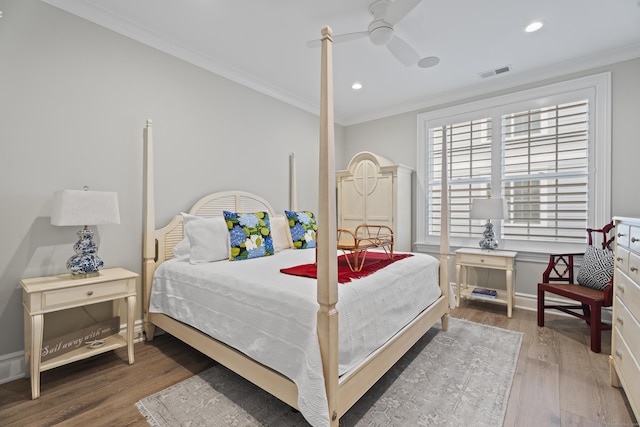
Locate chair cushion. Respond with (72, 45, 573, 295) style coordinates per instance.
(576, 246, 614, 291)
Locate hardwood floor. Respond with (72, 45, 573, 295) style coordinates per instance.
(456, 301, 636, 427)
(0, 303, 636, 426)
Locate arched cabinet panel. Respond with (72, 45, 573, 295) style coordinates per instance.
(337, 152, 413, 251)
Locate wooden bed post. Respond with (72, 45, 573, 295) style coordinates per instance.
(317, 25, 339, 427)
(289, 152, 297, 211)
(439, 125, 450, 330)
(142, 119, 157, 340)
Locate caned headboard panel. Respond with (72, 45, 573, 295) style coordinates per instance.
(154, 217, 183, 265)
(189, 191, 276, 218)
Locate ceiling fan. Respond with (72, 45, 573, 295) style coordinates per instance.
(307, 0, 438, 68)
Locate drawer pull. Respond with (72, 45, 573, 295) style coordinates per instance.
(617, 284, 625, 293)
(618, 232, 626, 238)
(87, 290, 94, 296)
(632, 237, 640, 243)
(480, 259, 485, 263)
(616, 257, 624, 262)
(631, 267, 638, 273)
(615, 349, 623, 359)
(616, 316, 624, 325)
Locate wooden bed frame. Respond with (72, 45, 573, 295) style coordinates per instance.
(142, 26, 450, 427)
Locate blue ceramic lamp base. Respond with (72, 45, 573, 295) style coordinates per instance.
(478, 221, 499, 250)
(66, 227, 104, 276)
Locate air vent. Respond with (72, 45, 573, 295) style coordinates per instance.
(478, 65, 512, 79)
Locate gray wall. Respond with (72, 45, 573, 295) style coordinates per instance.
(0, 0, 344, 362)
(343, 57, 640, 296)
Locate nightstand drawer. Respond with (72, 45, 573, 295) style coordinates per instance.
(457, 253, 511, 269)
(42, 280, 128, 309)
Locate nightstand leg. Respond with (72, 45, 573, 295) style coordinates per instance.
(455, 263, 462, 307)
(126, 295, 136, 364)
(506, 269, 513, 318)
(30, 314, 43, 399)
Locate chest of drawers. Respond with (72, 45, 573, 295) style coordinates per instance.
(610, 217, 640, 421)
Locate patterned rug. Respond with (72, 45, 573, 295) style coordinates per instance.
(136, 318, 522, 426)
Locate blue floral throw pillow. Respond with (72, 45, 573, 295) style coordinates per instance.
(223, 211, 274, 261)
(285, 210, 317, 249)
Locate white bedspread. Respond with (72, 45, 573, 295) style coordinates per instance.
(149, 249, 441, 427)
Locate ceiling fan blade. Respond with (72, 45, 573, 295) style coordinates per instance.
(387, 35, 420, 66)
(306, 31, 368, 48)
(385, 0, 422, 26)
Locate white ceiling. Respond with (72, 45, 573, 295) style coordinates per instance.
(43, 0, 640, 125)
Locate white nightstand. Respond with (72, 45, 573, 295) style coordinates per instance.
(20, 267, 138, 399)
(455, 248, 517, 318)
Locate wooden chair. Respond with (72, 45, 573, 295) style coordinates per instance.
(537, 222, 615, 353)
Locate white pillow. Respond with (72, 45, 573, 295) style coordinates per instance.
(182, 213, 230, 264)
(172, 236, 191, 260)
(271, 215, 293, 252)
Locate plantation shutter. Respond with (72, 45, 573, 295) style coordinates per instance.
(429, 118, 492, 237)
(501, 100, 589, 243)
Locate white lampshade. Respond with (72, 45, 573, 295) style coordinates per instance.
(51, 189, 120, 226)
(470, 198, 506, 221)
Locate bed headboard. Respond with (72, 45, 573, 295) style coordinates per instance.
(151, 190, 277, 267)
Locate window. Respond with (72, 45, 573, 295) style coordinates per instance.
(416, 73, 611, 253)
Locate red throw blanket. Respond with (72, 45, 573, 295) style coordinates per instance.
(280, 252, 413, 284)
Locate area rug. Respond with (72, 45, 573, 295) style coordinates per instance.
(136, 318, 522, 426)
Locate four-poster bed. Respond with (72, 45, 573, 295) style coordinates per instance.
(142, 26, 450, 427)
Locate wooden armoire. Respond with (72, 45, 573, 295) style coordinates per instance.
(336, 152, 413, 251)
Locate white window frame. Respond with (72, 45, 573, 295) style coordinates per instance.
(416, 73, 611, 254)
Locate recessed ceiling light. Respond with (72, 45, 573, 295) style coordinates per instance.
(351, 82, 363, 90)
(418, 56, 440, 69)
(525, 21, 544, 33)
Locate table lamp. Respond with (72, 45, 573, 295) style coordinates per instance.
(470, 198, 506, 250)
(51, 187, 120, 276)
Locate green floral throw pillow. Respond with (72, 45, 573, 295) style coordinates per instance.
(223, 211, 274, 261)
(285, 210, 317, 249)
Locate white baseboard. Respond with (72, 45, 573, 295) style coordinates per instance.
(0, 319, 145, 385)
(0, 351, 25, 385)
(514, 292, 538, 312)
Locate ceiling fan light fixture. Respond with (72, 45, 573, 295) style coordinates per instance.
(369, 24, 394, 45)
(418, 56, 440, 68)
